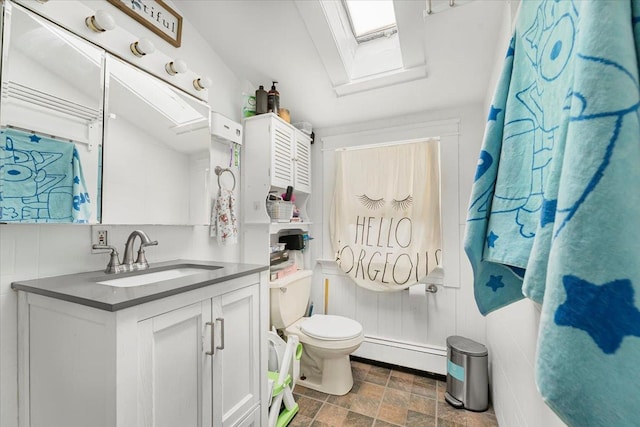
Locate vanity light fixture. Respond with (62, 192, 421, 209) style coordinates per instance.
(85, 10, 116, 33)
(130, 38, 156, 57)
(165, 59, 188, 76)
(193, 76, 212, 91)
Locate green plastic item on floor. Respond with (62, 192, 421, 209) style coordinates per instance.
(268, 371, 292, 397)
(276, 402, 298, 427)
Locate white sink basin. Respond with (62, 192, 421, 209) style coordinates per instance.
(96, 267, 213, 288)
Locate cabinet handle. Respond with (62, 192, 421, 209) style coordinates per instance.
(205, 321, 215, 355)
(216, 317, 225, 351)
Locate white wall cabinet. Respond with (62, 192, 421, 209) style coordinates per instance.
(17, 272, 268, 427)
(245, 113, 311, 195)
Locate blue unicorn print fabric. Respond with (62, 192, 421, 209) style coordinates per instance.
(0, 128, 91, 223)
(464, 0, 640, 425)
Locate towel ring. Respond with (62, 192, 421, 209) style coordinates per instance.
(214, 166, 236, 191)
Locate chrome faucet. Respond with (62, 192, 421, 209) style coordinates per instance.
(122, 230, 158, 270)
(93, 230, 158, 274)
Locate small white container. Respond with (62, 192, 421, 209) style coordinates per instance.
(266, 200, 294, 222)
(211, 112, 243, 144)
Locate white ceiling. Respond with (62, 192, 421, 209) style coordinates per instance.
(179, 0, 508, 130)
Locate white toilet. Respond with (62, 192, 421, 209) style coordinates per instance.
(270, 270, 364, 395)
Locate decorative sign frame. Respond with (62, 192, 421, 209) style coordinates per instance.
(107, 0, 182, 47)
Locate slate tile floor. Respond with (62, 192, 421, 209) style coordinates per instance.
(288, 359, 498, 427)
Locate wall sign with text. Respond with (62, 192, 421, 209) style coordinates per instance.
(108, 0, 182, 47)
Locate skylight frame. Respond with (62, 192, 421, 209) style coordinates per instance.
(342, 0, 398, 43)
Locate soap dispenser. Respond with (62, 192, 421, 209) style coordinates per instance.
(267, 81, 280, 115)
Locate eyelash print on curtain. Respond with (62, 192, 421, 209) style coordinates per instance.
(0, 127, 91, 223)
(330, 140, 441, 292)
(464, 0, 640, 425)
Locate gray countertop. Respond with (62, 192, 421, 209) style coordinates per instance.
(11, 260, 268, 312)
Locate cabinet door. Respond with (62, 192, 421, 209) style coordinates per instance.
(212, 284, 261, 427)
(270, 119, 295, 189)
(138, 301, 213, 427)
(293, 131, 312, 194)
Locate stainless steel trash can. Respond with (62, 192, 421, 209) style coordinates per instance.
(444, 336, 488, 412)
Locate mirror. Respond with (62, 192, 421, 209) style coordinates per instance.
(0, 3, 104, 223)
(0, 3, 212, 226)
(101, 55, 211, 225)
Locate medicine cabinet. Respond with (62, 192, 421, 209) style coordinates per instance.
(0, 2, 104, 223)
(101, 55, 211, 225)
(0, 1, 212, 225)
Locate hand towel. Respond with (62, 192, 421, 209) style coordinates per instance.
(0, 128, 91, 223)
(464, 1, 640, 425)
(210, 188, 238, 245)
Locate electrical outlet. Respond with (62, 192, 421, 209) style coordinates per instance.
(91, 225, 112, 253)
(97, 230, 108, 246)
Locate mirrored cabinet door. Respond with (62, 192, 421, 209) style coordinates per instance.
(101, 55, 211, 225)
(0, 2, 104, 223)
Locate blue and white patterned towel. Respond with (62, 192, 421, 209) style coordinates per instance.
(464, 1, 640, 425)
(0, 128, 91, 223)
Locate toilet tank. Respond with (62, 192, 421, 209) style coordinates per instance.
(270, 270, 313, 329)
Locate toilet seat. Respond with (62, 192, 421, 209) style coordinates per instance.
(300, 315, 363, 341)
(284, 318, 364, 351)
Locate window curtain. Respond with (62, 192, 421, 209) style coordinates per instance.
(330, 140, 441, 292)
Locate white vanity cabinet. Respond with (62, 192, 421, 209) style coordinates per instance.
(16, 271, 268, 427)
(138, 284, 260, 427)
(244, 114, 311, 194)
(138, 300, 213, 427)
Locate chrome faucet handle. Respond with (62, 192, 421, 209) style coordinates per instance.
(135, 247, 150, 269)
(92, 244, 121, 274)
(133, 240, 158, 270)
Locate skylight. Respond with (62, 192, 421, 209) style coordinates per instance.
(344, 0, 397, 43)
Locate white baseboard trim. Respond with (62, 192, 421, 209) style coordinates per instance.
(353, 335, 448, 375)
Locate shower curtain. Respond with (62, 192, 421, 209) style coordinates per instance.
(330, 140, 441, 291)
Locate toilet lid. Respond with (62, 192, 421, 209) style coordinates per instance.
(300, 315, 363, 341)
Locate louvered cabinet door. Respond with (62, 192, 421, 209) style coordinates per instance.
(270, 120, 294, 189)
(293, 131, 311, 194)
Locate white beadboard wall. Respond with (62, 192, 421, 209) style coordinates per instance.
(0, 1, 248, 426)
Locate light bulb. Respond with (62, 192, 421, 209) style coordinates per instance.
(193, 76, 212, 91)
(130, 38, 155, 57)
(165, 59, 188, 75)
(85, 10, 116, 33)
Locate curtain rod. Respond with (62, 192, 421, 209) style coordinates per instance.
(321, 134, 459, 152)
